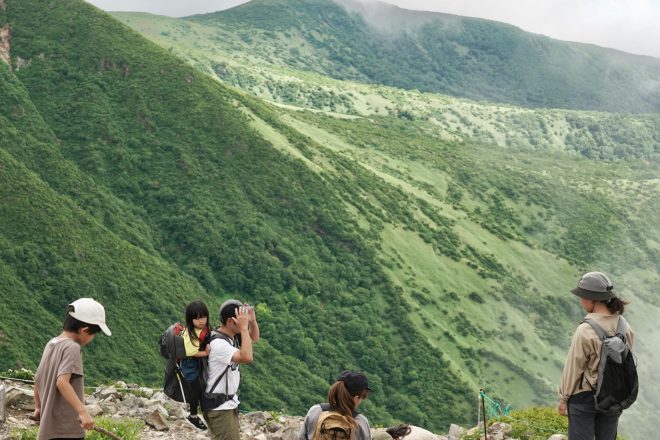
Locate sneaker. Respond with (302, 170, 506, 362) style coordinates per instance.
(187, 414, 208, 430)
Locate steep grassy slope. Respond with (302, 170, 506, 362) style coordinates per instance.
(133, 0, 660, 113)
(1, 0, 474, 430)
(259, 106, 660, 438)
(2, 0, 659, 437)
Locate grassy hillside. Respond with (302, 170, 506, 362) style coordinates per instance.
(2, 0, 659, 438)
(1, 0, 473, 430)
(113, 6, 660, 438)
(124, 0, 660, 113)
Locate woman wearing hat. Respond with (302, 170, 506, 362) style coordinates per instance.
(299, 370, 372, 440)
(557, 271, 634, 440)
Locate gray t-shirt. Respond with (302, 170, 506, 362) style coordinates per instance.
(35, 337, 85, 440)
(298, 404, 371, 440)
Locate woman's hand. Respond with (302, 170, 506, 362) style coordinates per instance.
(557, 399, 568, 417)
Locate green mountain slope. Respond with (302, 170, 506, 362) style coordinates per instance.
(1, 0, 473, 430)
(2, 0, 659, 438)
(161, 0, 660, 113)
(113, 5, 660, 438)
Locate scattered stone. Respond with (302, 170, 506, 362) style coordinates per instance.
(86, 404, 103, 417)
(447, 424, 465, 440)
(0, 379, 564, 440)
(244, 410, 273, 427)
(145, 409, 170, 431)
(5, 385, 35, 411)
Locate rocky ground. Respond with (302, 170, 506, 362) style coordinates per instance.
(0, 379, 565, 440)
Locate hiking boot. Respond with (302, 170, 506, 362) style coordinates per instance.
(187, 414, 207, 430)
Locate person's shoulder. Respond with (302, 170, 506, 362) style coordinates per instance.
(50, 336, 81, 351)
(571, 320, 599, 343)
(209, 333, 235, 348)
(306, 403, 323, 416)
(356, 413, 370, 426)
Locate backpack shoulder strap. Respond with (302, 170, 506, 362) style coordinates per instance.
(615, 315, 629, 336)
(209, 329, 238, 346)
(205, 330, 235, 394)
(583, 318, 608, 340)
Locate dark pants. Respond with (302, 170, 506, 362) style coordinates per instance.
(187, 378, 203, 415)
(568, 392, 621, 440)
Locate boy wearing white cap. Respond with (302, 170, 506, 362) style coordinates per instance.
(33, 298, 111, 440)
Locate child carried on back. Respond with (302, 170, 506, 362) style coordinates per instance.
(180, 300, 212, 430)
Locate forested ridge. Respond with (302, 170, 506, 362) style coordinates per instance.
(1, 0, 659, 438)
(180, 0, 660, 113)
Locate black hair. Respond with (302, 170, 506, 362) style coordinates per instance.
(220, 303, 241, 324)
(605, 297, 628, 315)
(185, 300, 210, 346)
(63, 308, 101, 334)
(386, 425, 411, 440)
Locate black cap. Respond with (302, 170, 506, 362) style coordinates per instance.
(336, 370, 371, 395)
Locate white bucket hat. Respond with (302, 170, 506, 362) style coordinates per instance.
(68, 298, 112, 336)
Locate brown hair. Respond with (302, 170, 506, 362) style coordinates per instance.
(327, 381, 366, 427)
(605, 297, 629, 315)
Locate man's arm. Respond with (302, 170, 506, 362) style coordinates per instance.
(56, 374, 94, 430)
(247, 305, 260, 342)
(231, 306, 254, 364)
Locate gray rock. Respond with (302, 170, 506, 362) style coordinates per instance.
(267, 422, 285, 433)
(99, 387, 119, 398)
(5, 386, 34, 411)
(86, 404, 103, 417)
(447, 424, 465, 440)
(168, 405, 187, 419)
(145, 409, 170, 431)
(244, 411, 273, 427)
(101, 403, 118, 415)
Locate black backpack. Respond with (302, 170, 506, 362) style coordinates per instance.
(159, 322, 187, 360)
(583, 316, 638, 412)
(160, 324, 230, 403)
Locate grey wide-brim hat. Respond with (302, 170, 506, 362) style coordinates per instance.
(571, 271, 616, 301)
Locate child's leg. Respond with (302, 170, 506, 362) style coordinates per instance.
(186, 379, 207, 430)
(188, 379, 202, 415)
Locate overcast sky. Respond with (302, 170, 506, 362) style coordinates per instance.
(84, 0, 660, 58)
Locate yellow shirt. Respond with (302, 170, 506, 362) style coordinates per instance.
(558, 313, 634, 401)
(182, 327, 204, 357)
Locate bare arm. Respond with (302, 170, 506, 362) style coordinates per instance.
(193, 345, 211, 357)
(246, 304, 260, 342)
(33, 382, 41, 420)
(231, 307, 254, 364)
(56, 374, 94, 430)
